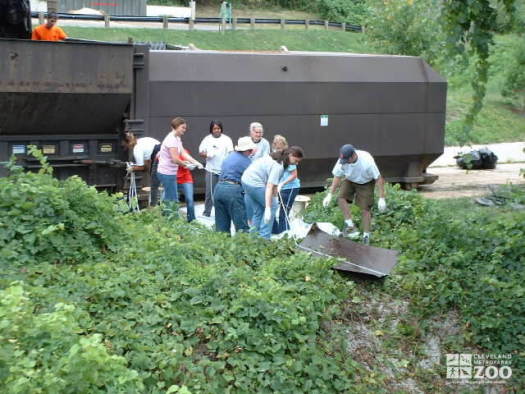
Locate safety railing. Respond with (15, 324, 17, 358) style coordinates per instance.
(31, 12, 362, 32)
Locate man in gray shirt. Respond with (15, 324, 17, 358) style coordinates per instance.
(248, 122, 270, 161)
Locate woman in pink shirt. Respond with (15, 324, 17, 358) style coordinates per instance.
(156, 117, 202, 207)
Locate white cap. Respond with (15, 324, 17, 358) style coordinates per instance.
(235, 136, 257, 152)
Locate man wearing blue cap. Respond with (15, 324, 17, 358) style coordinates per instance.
(322, 144, 386, 244)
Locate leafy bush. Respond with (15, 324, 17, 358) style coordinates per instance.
(365, 0, 444, 65)
(0, 284, 143, 393)
(389, 198, 525, 381)
(0, 166, 374, 391)
(501, 34, 525, 110)
(0, 148, 126, 266)
(316, 0, 370, 25)
(304, 184, 525, 386)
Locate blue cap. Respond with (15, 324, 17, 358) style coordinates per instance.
(339, 144, 356, 164)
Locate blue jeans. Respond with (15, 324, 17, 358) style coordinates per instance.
(242, 183, 278, 239)
(273, 188, 299, 234)
(214, 182, 248, 234)
(178, 182, 195, 222)
(157, 172, 178, 202)
(203, 172, 219, 216)
(150, 160, 161, 206)
(244, 191, 254, 224)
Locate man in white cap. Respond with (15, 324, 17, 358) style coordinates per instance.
(323, 144, 386, 244)
(214, 136, 256, 234)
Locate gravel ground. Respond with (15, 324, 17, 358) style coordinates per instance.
(421, 163, 524, 199)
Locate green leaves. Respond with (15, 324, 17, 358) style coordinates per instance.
(0, 149, 125, 266)
(0, 167, 360, 391)
(442, 0, 518, 144)
(305, 184, 525, 386)
(0, 285, 143, 393)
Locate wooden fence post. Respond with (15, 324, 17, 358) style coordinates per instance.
(232, 17, 237, 30)
(250, 18, 255, 30)
(305, 19, 309, 30)
(104, 15, 110, 28)
(324, 20, 329, 30)
(342, 22, 346, 32)
(221, 18, 226, 32)
(189, 18, 195, 30)
(162, 15, 168, 29)
(280, 19, 285, 30)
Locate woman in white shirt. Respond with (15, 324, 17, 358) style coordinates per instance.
(198, 121, 233, 217)
(123, 132, 161, 205)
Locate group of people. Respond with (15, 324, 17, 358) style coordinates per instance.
(125, 119, 304, 239)
(126, 117, 388, 244)
(26, 12, 389, 244)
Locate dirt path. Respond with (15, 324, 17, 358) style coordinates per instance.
(420, 163, 524, 199)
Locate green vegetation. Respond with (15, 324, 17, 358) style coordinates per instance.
(65, 27, 369, 52)
(0, 153, 375, 392)
(2, 152, 524, 390)
(0, 147, 125, 266)
(365, 0, 443, 65)
(306, 184, 525, 388)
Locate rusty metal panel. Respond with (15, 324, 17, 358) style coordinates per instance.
(0, 39, 134, 135)
(0, 39, 133, 94)
(59, 0, 147, 16)
(299, 224, 399, 277)
(0, 39, 134, 189)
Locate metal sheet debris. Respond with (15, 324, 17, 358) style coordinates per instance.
(299, 224, 399, 278)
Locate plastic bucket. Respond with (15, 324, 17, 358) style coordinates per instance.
(291, 195, 310, 218)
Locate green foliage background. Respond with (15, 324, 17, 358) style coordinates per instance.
(306, 184, 525, 387)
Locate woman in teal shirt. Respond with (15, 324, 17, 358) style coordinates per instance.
(272, 161, 301, 234)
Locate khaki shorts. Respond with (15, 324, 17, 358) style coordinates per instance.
(339, 179, 375, 210)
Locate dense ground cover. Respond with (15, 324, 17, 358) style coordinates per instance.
(64, 26, 525, 146)
(1, 152, 524, 390)
(305, 184, 525, 388)
(0, 159, 375, 392)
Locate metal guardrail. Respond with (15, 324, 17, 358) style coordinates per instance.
(31, 11, 362, 32)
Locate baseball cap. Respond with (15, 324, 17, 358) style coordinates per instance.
(339, 144, 356, 164)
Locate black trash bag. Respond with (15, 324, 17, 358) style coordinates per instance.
(478, 148, 498, 169)
(456, 148, 498, 170)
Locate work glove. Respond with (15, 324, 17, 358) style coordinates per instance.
(126, 162, 134, 174)
(378, 197, 387, 212)
(277, 182, 285, 193)
(263, 207, 272, 224)
(322, 192, 332, 208)
(196, 162, 204, 170)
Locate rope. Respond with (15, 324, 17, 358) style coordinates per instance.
(127, 164, 140, 213)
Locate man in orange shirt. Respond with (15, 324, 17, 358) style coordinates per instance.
(32, 12, 67, 41)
